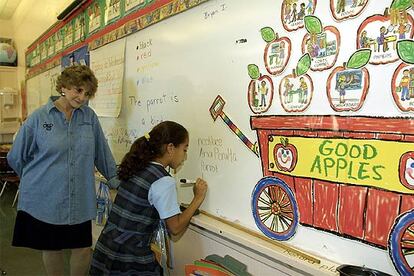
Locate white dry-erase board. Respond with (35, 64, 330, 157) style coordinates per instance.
(28, 0, 414, 274)
(26, 66, 61, 114)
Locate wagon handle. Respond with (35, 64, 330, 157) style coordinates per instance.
(210, 95, 259, 157)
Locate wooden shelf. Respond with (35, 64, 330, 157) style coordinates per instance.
(0, 66, 18, 72)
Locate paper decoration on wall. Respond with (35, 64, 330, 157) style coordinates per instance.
(246, 64, 274, 114)
(105, 0, 122, 25)
(260, 27, 291, 75)
(73, 13, 85, 43)
(281, 0, 317, 32)
(391, 63, 414, 111)
(87, 1, 103, 35)
(392, 34, 414, 113)
(124, 0, 147, 14)
(47, 36, 55, 58)
(326, 49, 371, 112)
(29, 47, 39, 67)
(397, 39, 414, 64)
(274, 137, 298, 172)
(55, 29, 64, 53)
(89, 38, 125, 117)
(329, 0, 369, 21)
(357, 8, 414, 65)
(278, 53, 314, 112)
(63, 21, 74, 48)
(399, 151, 414, 190)
(301, 16, 341, 71)
(61, 45, 89, 68)
(39, 42, 47, 62)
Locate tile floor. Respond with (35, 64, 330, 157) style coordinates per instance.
(0, 184, 49, 276)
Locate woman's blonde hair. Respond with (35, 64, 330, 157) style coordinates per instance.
(55, 65, 98, 97)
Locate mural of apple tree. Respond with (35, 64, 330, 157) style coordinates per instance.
(356, 2, 414, 65)
(326, 49, 371, 112)
(329, 0, 369, 22)
(301, 16, 341, 71)
(281, 0, 317, 32)
(279, 53, 314, 112)
(247, 64, 274, 114)
(261, 27, 291, 76)
(391, 39, 414, 111)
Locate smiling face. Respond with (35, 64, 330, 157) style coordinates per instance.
(61, 85, 91, 109)
(276, 147, 293, 169)
(404, 157, 414, 186)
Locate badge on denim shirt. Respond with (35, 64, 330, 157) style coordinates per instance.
(43, 122, 53, 131)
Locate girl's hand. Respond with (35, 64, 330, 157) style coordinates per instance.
(193, 178, 208, 202)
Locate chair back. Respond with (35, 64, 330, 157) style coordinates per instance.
(0, 151, 15, 175)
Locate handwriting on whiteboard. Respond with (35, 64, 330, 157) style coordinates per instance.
(203, 3, 227, 20)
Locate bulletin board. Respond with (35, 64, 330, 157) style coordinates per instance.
(26, 0, 414, 275)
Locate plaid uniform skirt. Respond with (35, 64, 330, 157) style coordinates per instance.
(89, 224, 162, 275)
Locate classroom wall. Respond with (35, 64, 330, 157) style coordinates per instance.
(0, 19, 13, 37)
(8, 0, 72, 85)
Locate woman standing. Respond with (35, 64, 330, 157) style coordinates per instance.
(7, 65, 119, 276)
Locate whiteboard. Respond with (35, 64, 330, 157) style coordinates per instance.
(26, 0, 414, 274)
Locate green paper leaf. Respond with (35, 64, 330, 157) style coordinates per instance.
(347, 49, 372, 69)
(247, 64, 260, 79)
(391, 0, 412, 10)
(397, 40, 414, 64)
(296, 53, 311, 76)
(304, 15, 323, 34)
(260, 27, 276, 43)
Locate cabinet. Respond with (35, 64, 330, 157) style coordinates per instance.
(0, 66, 20, 143)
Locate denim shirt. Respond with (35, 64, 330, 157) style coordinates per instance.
(7, 97, 120, 225)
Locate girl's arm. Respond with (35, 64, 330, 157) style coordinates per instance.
(165, 178, 207, 236)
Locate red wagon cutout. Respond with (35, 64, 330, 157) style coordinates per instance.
(250, 115, 414, 275)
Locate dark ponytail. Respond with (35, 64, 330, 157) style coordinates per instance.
(117, 121, 188, 181)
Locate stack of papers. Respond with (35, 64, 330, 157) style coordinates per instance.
(184, 254, 251, 276)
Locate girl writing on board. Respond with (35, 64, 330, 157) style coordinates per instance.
(90, 121, 208, 275)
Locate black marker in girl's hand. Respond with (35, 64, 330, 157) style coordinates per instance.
(180, 179, 196, 184)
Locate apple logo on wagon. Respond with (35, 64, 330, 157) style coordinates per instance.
(399, 152, 414, 190)
(274, 137, 298, 172)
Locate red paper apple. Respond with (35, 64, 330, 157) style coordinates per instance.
(357, 12, 414, 65)
(281, 0, 317, 32)
(279, 73, 313, 112)
(326, 49, 371, 112)
(261, 27, 291, 75)
(279, 53, 314, 112)
(301, 16, 341, 72)
(391, 62, 414, 112)
(247, 64, 274, 114)
(274, 137, 298, 172)
(399, 151, 414, 190)
(329, 0, 369, 22)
